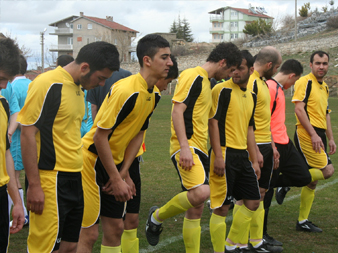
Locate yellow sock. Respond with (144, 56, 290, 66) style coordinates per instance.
(156, 191, 193, 221)
(309, 168, 324, 182)
(210, 213, 226, 252)
(121, 228, 139, 253)
(101, 244, 121, 253)
(227, 205, 254, 246)
(250, 201, 264, 247)
(299, 186, 315, 221)
(233, 203, 241, 217)
(183, 218, 201, 253)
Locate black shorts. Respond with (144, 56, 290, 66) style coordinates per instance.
(126, 156, 141, 214)
(0, 185, 9, 253)
(95, 158, 126, 219)
(257, 143, 274, 189)
(224, 148, 261, 204)
(270, 140, 312, 188)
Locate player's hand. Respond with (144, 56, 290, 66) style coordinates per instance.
(102, 178, 132, 202)
(252, 162, 261, 180)
(273, 148, 280, 170)
(179, 146, 194, 171)
(27, 184, 45, 215)
(125, 174, 136, 197)
(311, 133, 324, 153)
(257, 150, 264, 168)
(213, 156, 225, 177)
(10, 203, 24, 234)
(328, 139, 336, 155)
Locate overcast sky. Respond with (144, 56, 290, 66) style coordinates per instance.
(0, 0, 330, 69)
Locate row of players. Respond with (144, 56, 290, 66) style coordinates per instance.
(0, 34, 335, 253)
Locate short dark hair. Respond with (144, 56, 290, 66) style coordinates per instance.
(241, 50, 254, 68)
(57, 54, 74, 67)
(19, 55, 28, 75)
(279, 59, 303, 76)
(75, 41, 120, 73)
(255, 47, 280, 66)
(167, 55, 178, 80)
(0, 38, 20, 77)
(136, 34, 170, 67)
(206, 42, 242, 67)
(310, 51, 329, 63)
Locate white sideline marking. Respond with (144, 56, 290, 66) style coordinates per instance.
(140, 178, 338, 252)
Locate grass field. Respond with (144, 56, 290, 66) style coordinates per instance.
(9, 95, 338, 253)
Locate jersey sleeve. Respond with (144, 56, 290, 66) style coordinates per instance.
(209, 85, 230, 120)
(97, 86, 138, 132)
(292, 78, 311, 103)
(17, 78, 62, 129)
(172, 71, 202, 106)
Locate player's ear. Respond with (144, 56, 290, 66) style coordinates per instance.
(80, 62, 90, 75)
(143, 56, 152, 67)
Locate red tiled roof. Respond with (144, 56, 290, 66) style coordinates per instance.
(231, 7, 273, 19)
(84, 16, 139, 33)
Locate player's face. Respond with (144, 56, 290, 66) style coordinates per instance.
(232, 59, 251, 87)
(214, 65, 236, 81)
(150, 47, 173, 79)
(80, 67, 113, 90)
(284, 74, 300, 90)
(0, 70, 11, 90)
(155, 78, 174, 92)
(310, 54, 329, 81)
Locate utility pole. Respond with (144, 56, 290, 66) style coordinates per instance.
(295, 0, 297, 41)
(40, 28, 47, 73)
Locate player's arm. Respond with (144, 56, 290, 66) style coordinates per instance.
(271, 136, 280, 170)
(21, 125, 45, 215)
(294, 101, 324, 153)
(209, 118, 225, 177)
(91, 104, 98, 121)
(247, 126, 260, 180)
(326, 113, 336, 155)
(5, 149, 24, 234)
(119, 130, 144, 196)
(172, 102, 194, 171)
(8, 112, 19, 142)
(93, 127, 132, 202)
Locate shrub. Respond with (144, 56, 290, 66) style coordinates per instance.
(327, 15, 338, 29)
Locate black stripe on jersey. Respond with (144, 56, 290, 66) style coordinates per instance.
(252, 80, 258, 95)
(36, 83, 62, 170)
(1, 97, 10, 150)
(250, 92, 257, 130)
(141, 92, 161, 131)
(183, 76, 203, 140)
(303, 80, 312, 121)
(88, 93, 139, 155)
(216, 88, 231, 147)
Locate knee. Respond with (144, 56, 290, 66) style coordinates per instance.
(323, 165, 334, 179)
(79, 227, 99, 246)
(188, 185, 210, 206)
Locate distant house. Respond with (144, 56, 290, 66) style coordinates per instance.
(208, 6, 273, 42)
(49, 12, 139, 62)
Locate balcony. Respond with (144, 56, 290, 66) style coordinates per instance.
(49, 28, 73, 35)
(209, 28, 225, 34)
(210, 15, 225, 22)
(49, 44, 73, 52)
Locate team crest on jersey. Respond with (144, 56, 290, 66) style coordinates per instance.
(242, 94, 247, 98)
(76, 91, 81, 96)
(146, 96, 151, 101)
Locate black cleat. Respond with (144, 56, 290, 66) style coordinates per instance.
(296, 220, 322, 233)
(145, 206, 163, 246)
(263, 233, 283, 246)
(275, 187, 290, 205)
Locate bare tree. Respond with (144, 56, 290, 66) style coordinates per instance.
(5, 32, 33, 58)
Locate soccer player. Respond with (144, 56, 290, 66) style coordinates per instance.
(235, 46, 282, 253)
(208, 50, 259, 253)
(121, 55, 178, 253)
(0, 37, 25, 253)
(7, 55, 31, 226)
(77, 34, 173, 253)
(263, 59, 312, 246)
(145, 42, 242, 253)
(18, 41, 119, 253)
(292, 51, 335, 232)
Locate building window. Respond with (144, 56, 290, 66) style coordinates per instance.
(95, 37, 102, 42)
(87, 38, 90, 44)
(221, 23, 223, 28)
(67, 37, 73, 45)
(214, 34, 217, 39)
(88, 24, 92, 29)
(217, 23, 220, 27)
(214, 23, 217, 28)
(221, 35, 223, 40)
(231, 22, 238, 28)
(231, 11, 237, 16)
(70, 24, 73, 29)
(114, 39, 117, 45)
(77, 24, 82, 30)
(231, 33, 238, 39)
